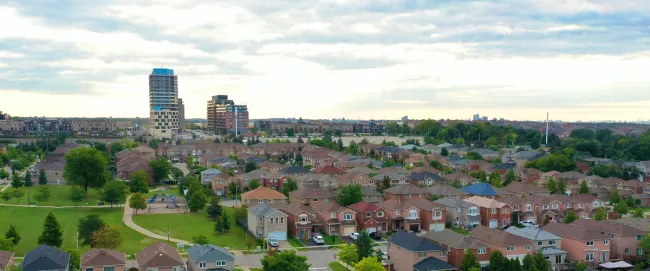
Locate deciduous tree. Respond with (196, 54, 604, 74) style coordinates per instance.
(0, 237, 13, 251)
(149, 158, 172, 183)
(67, 250, 81, 271)
(90, 226, 122, 249)
(504, 169, 516, 186)
(337, 184, 363, 207)
(11, 189, 23, 203)
(249, 180, 261, 190)
(337, 244, 359, 268)
(488, 250, 508, 271)
(69, 186, 85, 207)
(192, 235, 209, 245)
(354, 256, 384, 271)
(64, 147, 110, 193)
(281, 179, 298, 197)
(614, 201, 629, 216)
(78, 214, 106, 246)
(101, 180, 128, 207)
(564, 209, 577, 224)
(579, 180, 590, 194)
(129, 170, 150, 194)
(129, 193, 147, 215)
(38, 212, 63, 247)
(188, 190, 207, 213)
(5, 225, 20, 246)
(593, 207, 607, 221)
(460, 250, 480, 271)
(261, 250, 310, 271)
(1, 191, 11, 205)
(34, 186, 51, 203)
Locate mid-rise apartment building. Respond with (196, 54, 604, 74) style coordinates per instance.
(206, 95, 249, 135)
(24, 118, 72, 135)
(149, 68, 180, 139)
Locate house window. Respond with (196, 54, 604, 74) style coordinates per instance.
(638, 235, 643, 241)
(367, 212, 372, 218)
(543, 204, 549, 209)
(537, 241, 543, 246)
(268, 199, 273, 203)
(502, 208, 509, 214)
(344, 214, 353, 220)
(434, 211, 442, 218)
(526, 245, 531, 251)
(549, 240, 556, 245)
(491, 208, 497, 214)
(377, 212, 384, 217)
(325, 198, 329, 202)
(408, 194, 412, 198)
(566, 203, 572, 208)
(638, 248, 643, 256)
(275, 218, 280, 224)
(604, 240, 609, 245)
(418, 252, 426, 258)
(456, 207, 461, 213)
(299, 215, 308, 222)
(514, 206, 519, 211)
(331, 212, 336, 218)
(552, 203, 558, 209)
(625, 248, 630, 255)
(594, 201, 600, 207)
(216, 261, 227, 266)
(578, 203, 583, 208)
(408, 210, 418, 219)
(586, 253, 594, 261)
(507, 246, 515, 252)
(477, 248, 486, 254)
(281, 217, 284, 224)
(258, 199, 263, 203)
(270, 218, 274, 225)
(86, 268, 93, 271)
(313, 198, 318, 202)
(199, 262, 207, 269)
(587, 241, 594, 246)
(469, 208, 478, 214)
(396, 210, 401, 215)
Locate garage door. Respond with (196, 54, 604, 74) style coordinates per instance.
(342, 226, 355, 236)
(429, 223, 444, 232)
(268, 231, 287, 241)
(489, 220, 498, 228)
(367, 227, 377, 234)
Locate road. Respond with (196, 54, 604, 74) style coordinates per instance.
(173, 163, 190, 176)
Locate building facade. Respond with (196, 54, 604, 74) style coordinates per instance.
(207, 95, 249, 135)
(149, 68, 180, 139)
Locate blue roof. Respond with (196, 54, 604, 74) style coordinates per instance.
(413, 257, 457, 271)
(461, 183, 498, 196)
(388, 230, 445, 252)
(188, 244, 234, 262)
(201, 168, 222, 175)
(152, 68, 174, 75)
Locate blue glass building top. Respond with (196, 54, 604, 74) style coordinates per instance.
(152, 68, 174, 75)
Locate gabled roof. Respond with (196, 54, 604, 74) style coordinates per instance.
(423, 230, 489, 249)
(470, 226, 531, 247)
(542, 223, 609, 241)
(346, 167, 374, 174)
(410, 167, 442, 174)
(0, 251, 14, 268)
(504, 182, 547, 194)
(281, 166, 310, 174)
(442, 171, 476, 182)
(360, 187, 381, 196)
(409, 172, 444, 181)
(616, 218, 650, 232)
(346, 201, 381, 212)
(413, 257, 457, 271)
(136, 242, 184, 268)
(249, 203, 283, 217)
(311, 201, 351, 213)
(81, 249, 126, 267)
(201, 168, 221, 175)
(505, 227, 562, 241)
(435, 197, 476, 208)
(407, 198, 444, 210)
(556, 171, 586, 179)
(23, 245, 70, 271)
(384, 184, 428, 195)
(241, 187, 287, 201)
(187, 245, 234, 262)
(388, 230, 445, 252)
(312, 165, 347, 174)
(461, 183, 499, 196)
(427, 184, 469, 196)
(463, 196, 506, 208)
(571, 219, 645, 236)
(377, 167, 409, 174)
(289, 187, 336, 199)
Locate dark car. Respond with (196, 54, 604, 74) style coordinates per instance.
(369, 232, 382, 240)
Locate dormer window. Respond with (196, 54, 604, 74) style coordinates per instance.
(331, 212, 336, 218)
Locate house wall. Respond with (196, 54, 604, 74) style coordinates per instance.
(431, 244, 490, 268)
(247, 212, 262, 238)
(387, 243, 447, 271)
(560, 237, 610, 263)
(84, 265, 126, 271)
(612, 235, 643, 259)
(419, 208, 445, 232)
(188, 259, 233, 271)
(489, 244, 530, 262)
(264, 212, 288, 238)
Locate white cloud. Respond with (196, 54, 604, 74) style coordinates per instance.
(544, 24, 588, 32)
(350, 23, 381, 34)
(0, 51, 24, 58)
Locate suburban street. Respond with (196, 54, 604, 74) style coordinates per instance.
(235, 249, 338, 269)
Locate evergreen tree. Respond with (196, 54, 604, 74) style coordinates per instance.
(38, 168, 47, 185)
(508, 258, 523, 271)
(4, 225, 20, 246)
(221, 212, 230, 232)
(564, 209, 577, 224)
(547, 178, 557, 194)
(459, 250, 480, 271)
(38, 212, 63, 247)
(522, 253, 536, 271)
(24, 172, 32, 187)
(609, 190, 621, 204)
(11, 174, 23, 188)
(355, 230, 373, 259)
(206, 197, 223, 220)
(488, 250, 508, 271)
(215, 217, 224, 233)
(504, 169, 516, 186)
(533, 250, 550, 271)
(579, 180, 590, 194)
(557, 179, 566, 194)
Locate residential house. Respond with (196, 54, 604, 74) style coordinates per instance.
(503, 182, 550, 197)
(372, 172, 410, 186)
(136, 242, 184, 271)
(311, 202, 357, 236)
(201, 169, 222, 186)
(460, 183, 500, 199)
(377, 199, 423, 232)
(187, 244, 235, 271)
(280, 166, 310, 176)
(501, 150, 544, 168)
(515, 167, 543, 183)
(543, 223, 611, 263)
(346, 167, 374, 175)
(616, 218, 650, 232)
(312, 165, 347, 175)
(360, 187, 382, 203)
(505, 227, 567, 266)
(463, 196, 512, 228)
(347, 201, 389, 234)
(336, 172, 375, 188)
(241, 187, 287, 206)
(247, 203, 288, 240)
(426, 185, 470, 199)
(410, 167, 442, 175)
(384, 184, 429, 202)
(571, 219, 646, 261)
(81, 249, 127, 271)
(0, 251, 14, 271)
(434, 197, 481, 229)
(407, 198, 447, 232)
(617, 180, 648, 195)
(632, 193, 650, 207)
(387, 230, 452, 271)
(269, 203, 320, 241)
(211, 173, 238, 196)
(473, 148, 501, 161)
(377, 167, 409, 175)
(115, 145, 156, 182)
(409, 172, 445, 186)
(423, 230, 491, 269)
(23, 245, 69, 271)
(480, 163, 514, 175)
(466, 160, 489, 172)
(442, 172, 478, 186)
(289, 188, 337, 206)
(556, 171, 586, 184)
(470, 226, 531, 262)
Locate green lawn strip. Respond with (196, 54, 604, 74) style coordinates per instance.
(132, 207, 248, 249)
(249, 268, 262, 271)
(288, 237, 305, 248)
(449, 227, 470, 236)
(3, 185, 101, 206)
(0, 206, 168, 256)
(328, 262, 348, 271)
(323, 235, 345, 245)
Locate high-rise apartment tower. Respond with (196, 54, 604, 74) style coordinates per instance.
(149, 68, 179, 139)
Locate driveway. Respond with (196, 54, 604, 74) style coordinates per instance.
(220, 199, 241, 207)
(173, 163, 190, 175)
(303, 239, 327, 250)
(235, 250, 337, 269)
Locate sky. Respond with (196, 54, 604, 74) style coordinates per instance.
(1, 0, 650, 122)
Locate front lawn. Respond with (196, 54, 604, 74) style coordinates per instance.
(328, 262, 348, 271)
(323, 235, 345, 245)
(449, 227, 470, 236)
(132, 207, 248, 249)
(2, 185, 101, 206)
(288, 237, 305, 247)
(0, 206, 165, 255)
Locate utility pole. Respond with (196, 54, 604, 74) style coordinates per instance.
(545, 112, 549, 145)
(168, 224, 170, 242)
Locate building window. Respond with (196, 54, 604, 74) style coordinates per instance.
(578, 203, 583, 208)
(638, 235, 643, 241)
(637, 248, 643, 256)
(548, 240, 556, 245)
(477, 248, 486, 254)
(507, 246, 515, 252)
(625, 248, 629, 255)
(418, 252, 426, 258)
(491, 208, 497, 214)
(594, 201, 600, 207)
(281, 217, 284, 224)
(299, 215, 307, 222)
(314, 198, 318, 202)
(270, 218, 274, 225)
(216, 261, 227, 266)
(377, 212, 384, 217)
(469, 208, 478, 214)
(258, 199, 263, 203)
(434, 211, 442, 218)
(604, 240, 609, 245)
(587, 241, 594, 246)
(86, 268, 93, 271)
(537, 241, 543, 246)
(543, 204, 549, 209)
(408, 210, 418, 219)
(456, 207, 461, 213)
(199, 262, 207, 269)
(566, 203, 572, 208)
(552, 203, 558, 209)
(344, 214, 353, 220)
(586, 253, 594, 261)
(526, 245, 531, 251)
(367, 212, 372, 218)
(331, 212, 336, 218)
(396, 210, 401, 215)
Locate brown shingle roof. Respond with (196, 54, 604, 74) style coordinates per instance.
(136, 242, 184, 268)
(384, 184, 428, 195)
(82, 249, 126, 267)
(312, 165, 347, 174)
(241, 187, 287, 201)
(311, 202, 350, 213)
(504, 182, 547, 194)
(442, 171, 476, 182)
(289, 188, 336, 199)
(470, 226, 531, 246)
(426, 184, 469, 196)
(406, 198, 444, 210)
(542, 223, 609, 241)
(347, 201, 381, 212)
(0, 251, 14, 268)
(424, 230, 490, 249)
(571, 218, 645, 236)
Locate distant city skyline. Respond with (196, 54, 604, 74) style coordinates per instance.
(1, 1, 650, 121)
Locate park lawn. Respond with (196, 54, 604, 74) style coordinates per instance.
(2, 185, 101, 206)
(0, 206, 166, 256)
(328, 262, 347, 271)
(132, 207, 248, 249)
(142, 186, 180, 200)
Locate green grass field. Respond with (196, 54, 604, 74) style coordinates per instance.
(2, 185, 101, 206)
(328, 262, 347, 271)
(143, 186, 180, 199)
(132, 207, 248, 249)
(0, 207, 167, 256)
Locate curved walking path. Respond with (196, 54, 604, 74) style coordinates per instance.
(0, 184, 9, 192)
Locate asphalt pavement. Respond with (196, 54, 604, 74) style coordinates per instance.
(235, 250, 339, 269)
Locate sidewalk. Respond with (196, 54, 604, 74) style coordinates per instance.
(122, 190, 191, 245)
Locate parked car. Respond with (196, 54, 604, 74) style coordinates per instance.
(521, 221, 538, 228)
(381, 252, 388, 261)
(267, 238, 279, 248)
(369, 232, 382, 240)
(313, 235, 325, 245)
(349, 232, 359, 240)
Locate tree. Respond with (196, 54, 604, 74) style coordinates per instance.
(38, 212, 63, 247)
(227, 181, 238, 195)
(11, 189, 23, 203)
(90, 226, 122, 249)
(282, 179, 298, 197)
(460, 250, 480, 271)
(465, 151, 483, 160)
(338, 244, 359, 269)
(557, 179, 566, 194)
(504, 169, 516, 186)
(245, 161, 257, 173)
(0, 168, 8, 180)
(261, 250, 310, 271)
(294, 154, 303, 166)
(336, 184, 363, 206)
(638, 232, 650, 265)
(34, 186, 51, 203)
(149, 158, 172, 183)
(24, 172, 32, 187)
(533, 250, 550, 271)
(69, 186, 85, 207)
(206, 197, 223, 220)
(530, 136, 541, 149)
(249, 180, 261, 190)
(522, 253, 536, 271)
(0, 237, 13, 251)
(129, 170, 150, 194)
(11, 174, 23, 188)
(441, 148, 449, 156)
(632, 209, 644, 218)
(78, 214, 106, 246)
(593, 207, 607, 221)
(5, 225, 20, 246)
(221, 211, 231, 232)
(214, 216, 224, 233)
(575, 262, 587, 271)
(579, 180, 590, 194)
(507, 258, 523, 271)
(489, 172, 502, 187)
(67, 249, 81, 271)
(488, 250, 508, 271)
(101, 180, 128, 207)
(1, 191, 11, 205)
(614, 201, 629, 216)
(547, 178, 557, 194)
(564, 209, 578, 224)
(355, 230, 373, 259)
(609, 190, 621, 205)
(354, 256, 384, 271)
(129, 193, 147, 215)
(192, 235, 210, 245)
(188, 190, 207, 212)
(64, 147, 109, 193)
